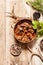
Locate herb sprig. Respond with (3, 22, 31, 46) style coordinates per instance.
(25, 0, 43, 14)
(32, 20, 43, 37)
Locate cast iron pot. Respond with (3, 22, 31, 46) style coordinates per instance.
(12, 16, 37, 44)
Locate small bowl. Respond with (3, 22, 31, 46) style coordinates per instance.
(33, 11, 40, 20)
(14, 18, 37, 44)
(40, 39, 43, 50)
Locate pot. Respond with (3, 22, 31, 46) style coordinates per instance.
(7, 13, 37, 44)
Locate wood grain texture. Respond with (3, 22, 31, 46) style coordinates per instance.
(0, 0, 5, 65)
(6, 0, 43, 65)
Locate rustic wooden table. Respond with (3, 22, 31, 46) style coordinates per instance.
(6, 0, 43, 65)
(0, 0, 5, 65)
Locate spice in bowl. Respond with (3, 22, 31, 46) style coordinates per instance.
(14, 19, 36, 43)
(33, 12, 40, 20)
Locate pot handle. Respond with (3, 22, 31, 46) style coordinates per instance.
(6, 12, 18, 20)
(6, 12, 32, 21)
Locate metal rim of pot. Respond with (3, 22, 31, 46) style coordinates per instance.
(14, 17, 37, 44)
